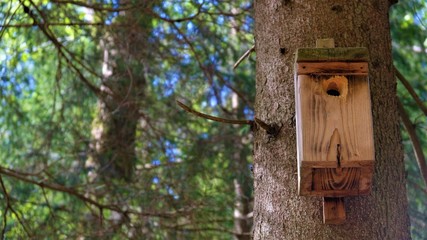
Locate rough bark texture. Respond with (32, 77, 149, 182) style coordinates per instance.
(253, 1, 410, 239)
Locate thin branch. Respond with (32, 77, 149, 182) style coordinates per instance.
(176, 100, 252, 125)
(0, 175, 32, 238)
(41, 187, 56, 220)
(395, 67, 427, 116)
(0, 1, 19, 40)
(1, 204, 7, 239)
(147, 2, 205, 23)
(0, 22, 111, 27)
(164, 225, 245, 236)
(206, 4, 253, 17)
(99, 207, 103, 227)
(0, 166, 176, 219)
(170, 22, 245, 115)
(22, 0, 103, 97)
(233, 45, 255, 70)
(398, 99, 427, 189)
(51, 0, 141, 12)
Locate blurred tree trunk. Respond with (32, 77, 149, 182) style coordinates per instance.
(229, 93, 252, 240)
(253, 0, 410, 239)
(228, 9, 253, 239)
(88, 11, 147, 181)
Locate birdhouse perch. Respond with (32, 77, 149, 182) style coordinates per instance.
(294, 40, 374, 224)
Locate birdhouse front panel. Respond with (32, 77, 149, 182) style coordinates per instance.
(295, 48, 374, 197)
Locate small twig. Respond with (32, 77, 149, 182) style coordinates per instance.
(0, 1, 20, 41)
(41, 187, 56, 220)
(176, 100, 252, 125)
(1, 204, 7, 239)
(51, 0, 141, 12)
(0, 22, 113, 27)
(0, 166, 176, 219)
(233, 45, 255, 70)
(21, 0, 102, 97)
(99, 207, 103, 227)
(395, 67, 427, 116)
(398, 99, 427, 189)
(0, 175, 32, 238)
(147, 2, 204, 23)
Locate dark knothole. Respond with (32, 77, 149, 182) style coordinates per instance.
(280, 47, 287, 54)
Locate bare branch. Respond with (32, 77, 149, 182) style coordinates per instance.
(22, 0, 103, 97)
(51, 0, 141, 12)
(0, 1, 18, 40)
(395, 67, 427, 116)
(41, 187, 56, 220)
(398, 99, 427, 189)
(1, 204, 7, 239)
(0, 22, 118, 28)
(233, 45, 255, 70)
(0, 166, 177, 219)
(176, 100, 252, 125)
(0, 175, 32, 238)
(52, 0, 204, 23)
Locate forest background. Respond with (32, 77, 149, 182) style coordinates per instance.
(0, 0, 426, 239)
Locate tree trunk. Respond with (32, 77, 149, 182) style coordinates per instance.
(88, 12, 147, 181)
(229, 94, 252, 240)
(253, 1, 410, 239)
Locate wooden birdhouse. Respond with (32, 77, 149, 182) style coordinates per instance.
(294, 40, 374, 224)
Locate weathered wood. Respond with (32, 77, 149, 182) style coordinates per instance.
(323, 197, 346, 224)
(316, 38, 335, 48)
(295, 43, 375, 224)
(296, 48, 369, 63)
(296, 74, 375, 196)
(297, 62, 368, 75)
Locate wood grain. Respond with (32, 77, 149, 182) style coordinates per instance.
(323, 197, 346, 224)
(295, 74, 375, 196)
(297, 62, 368, 75)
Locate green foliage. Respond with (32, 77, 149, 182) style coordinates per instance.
(0, 0, 254, 239)
(391, 0, 427, 239)
(1, 0, 425, 238)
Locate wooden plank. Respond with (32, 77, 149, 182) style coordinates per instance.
(296, 75, 375, 163)
(313, 168, 361, 192)
(296, 62, 368, 75)
(323, 197, 346, 224)
(296, 48, 369, 62)
(295, 74, 375, 196)
(316, 38, 335, 48)
(301, 160, 374, 168)
(299, 167, 373, 197)
(301, 188, 371, 197)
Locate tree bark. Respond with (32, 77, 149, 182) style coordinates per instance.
(253, 1, 410, 239)
(88, 11, 147, 181)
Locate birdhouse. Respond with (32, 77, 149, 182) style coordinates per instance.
(294, 45, 374, 223)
